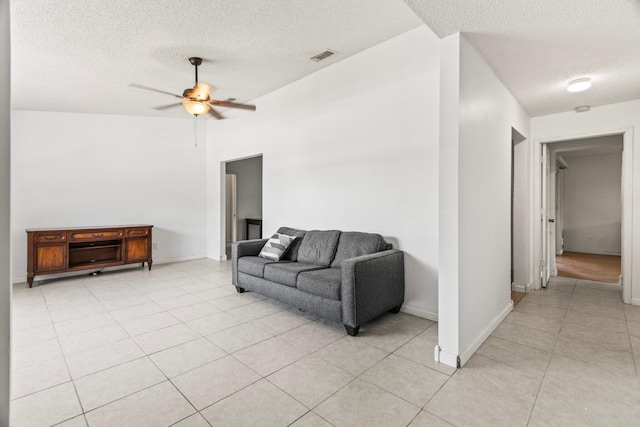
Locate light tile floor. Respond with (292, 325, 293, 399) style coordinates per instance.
(10, 262, 640, 426)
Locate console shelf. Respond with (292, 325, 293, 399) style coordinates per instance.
(26, 225, 153, 287)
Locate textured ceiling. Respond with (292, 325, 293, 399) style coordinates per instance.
(404, 0, 640, 116)
(11, 1, 640, 119)
(10, 0, 422, 117)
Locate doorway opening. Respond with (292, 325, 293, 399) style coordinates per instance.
(538, 131, 631, 302)
(222, 155, 263, 260)
(550, 135, 623, 284)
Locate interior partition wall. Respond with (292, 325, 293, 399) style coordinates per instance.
(0, 0, 11, 423)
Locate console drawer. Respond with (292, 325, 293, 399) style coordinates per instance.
(126, 227, 150, 237)
(69, 229, 124, 241)
(34, 232, 66, 243)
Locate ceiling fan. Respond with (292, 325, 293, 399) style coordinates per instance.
(131, 57, 256, 119)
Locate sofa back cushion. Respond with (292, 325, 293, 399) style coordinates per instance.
(297, 230, 341, 267)
(277, 227, 307, 261)
(330, 232, 388, 268)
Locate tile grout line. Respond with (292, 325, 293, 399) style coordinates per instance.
(621, 301, 639, 379)
(525, 279, 574, 427)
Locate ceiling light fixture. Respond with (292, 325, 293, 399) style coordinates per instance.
(182, 100, 210, 116)
(567, 78, 592, 92)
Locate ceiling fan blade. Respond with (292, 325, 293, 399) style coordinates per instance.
(129, 83, 183, 99)
(153, 102, 183, 111)
(209, 100, 256, 111)
(208, 107, 224, 120)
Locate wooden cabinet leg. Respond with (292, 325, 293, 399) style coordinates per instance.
(27, 274, 34, 288)
(148, 260, 153, 271)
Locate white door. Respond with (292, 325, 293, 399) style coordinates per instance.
(540, 144, 551, 288)
(548, 151, 557, 277)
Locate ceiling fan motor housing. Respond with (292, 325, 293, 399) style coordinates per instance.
(182, 87, 209, 101)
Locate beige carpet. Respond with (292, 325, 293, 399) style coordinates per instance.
(556, 251, 621, 283)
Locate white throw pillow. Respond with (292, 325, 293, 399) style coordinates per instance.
(258, 233, 297, 261)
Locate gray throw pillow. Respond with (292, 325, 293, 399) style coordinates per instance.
(277, 227, 307, 261)
(258, 233, 297, 261)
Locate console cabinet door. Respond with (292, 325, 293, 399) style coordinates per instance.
(35, 244, 66, 272)
(125, 237, 149, 262)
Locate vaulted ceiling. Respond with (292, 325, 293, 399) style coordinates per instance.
(10, 0, 640, 118)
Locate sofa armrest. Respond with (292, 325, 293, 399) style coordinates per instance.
(341, 249, 404, 328)
(232, 239, 267, 286)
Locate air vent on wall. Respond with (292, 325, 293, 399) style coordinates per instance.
(310, 49, 336, 62)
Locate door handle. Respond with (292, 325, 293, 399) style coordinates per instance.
(548, 219, 555, 223)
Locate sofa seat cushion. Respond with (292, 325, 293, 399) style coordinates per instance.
(297, 268, 342, 301)
(330, 232, 387, 268)
(263, 262, 326, 287)
(297, 230, 341, 266)
(238, 256, 278, 278)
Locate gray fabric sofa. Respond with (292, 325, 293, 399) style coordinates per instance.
(231, 227, 405, 336)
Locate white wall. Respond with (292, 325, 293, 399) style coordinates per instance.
(438, 34, 530, 367)
(207, 26, 441, 319)
(532, 99, 640, 304)
(512, 133, 530, 290)
(563, 152, 622, 255)
(0, 0, 11, 422)
(226, 156, 263, 241)
(11, 111, 208, 282)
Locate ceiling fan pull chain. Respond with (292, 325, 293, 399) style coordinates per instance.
(193, 115, 198, 147)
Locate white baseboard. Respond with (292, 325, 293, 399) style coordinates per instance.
(512, 281, 532, 293)
(400, 305, 438, 322)
(631, 297, 640, 307)
(511, 283, 527, 293)
(154, 255, 205, 265)
(433, 345, 458, 368)
(458, 301, 514, 367)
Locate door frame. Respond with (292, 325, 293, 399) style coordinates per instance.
(533, 127, 633, 303)
(225, 173, 237, 244)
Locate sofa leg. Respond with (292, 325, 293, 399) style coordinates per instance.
(344, 325, 360, 336)
(235, 286, 245, 293)
(389, 305, 401, 314)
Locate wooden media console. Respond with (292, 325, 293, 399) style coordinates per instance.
(26, 225, 153, 287)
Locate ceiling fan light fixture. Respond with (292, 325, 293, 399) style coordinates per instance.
(567, 78, 592, 92)
(182, 100, 210, 116)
